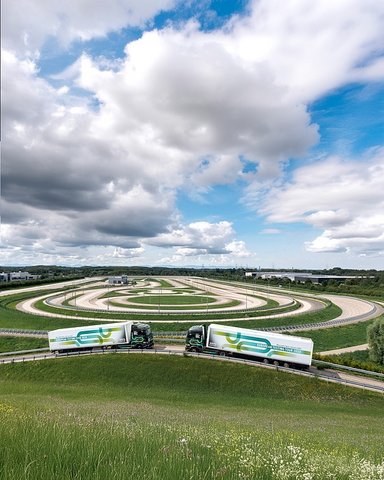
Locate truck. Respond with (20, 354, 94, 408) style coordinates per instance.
(185, 323, 313, 368)
(48, 321, 154, 353)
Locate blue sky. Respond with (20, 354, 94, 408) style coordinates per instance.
(2, 0, 384, 269)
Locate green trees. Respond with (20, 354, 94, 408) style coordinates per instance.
(367, 318, 384, 365)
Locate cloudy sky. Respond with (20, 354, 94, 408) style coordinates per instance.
(1, 0, 384, 269)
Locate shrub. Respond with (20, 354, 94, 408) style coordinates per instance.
(367, 318, 384, 365)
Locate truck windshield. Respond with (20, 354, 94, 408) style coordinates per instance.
(132, 325, 151, 338)
(187, 328, 203, 340)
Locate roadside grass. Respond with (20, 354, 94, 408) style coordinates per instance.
(0, 336, 47, 353)
(0, 355, 383, 479)
(317, 350, 384, 375)
(294, 318, 379, 352)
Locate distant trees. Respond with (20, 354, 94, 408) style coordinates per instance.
(367, 318, 384, 365)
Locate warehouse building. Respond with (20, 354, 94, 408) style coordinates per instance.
(245, 271, 364, 284)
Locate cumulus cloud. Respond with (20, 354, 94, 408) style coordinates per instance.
(2, 0, 384, 265)
(150, 221, 236, 253)
(113, 246, 145, 258)
(3, 0, 177, 56)
(260, 150, 384, 256)
(230, 0, 384, 102)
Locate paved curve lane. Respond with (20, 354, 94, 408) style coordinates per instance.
(10, 278, 384, 331)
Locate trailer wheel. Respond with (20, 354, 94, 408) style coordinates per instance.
(273, 360, 279, 366)
(263, 358, 269, 364)
(283, 362, 290, 368)
(219, 351, 226, 357)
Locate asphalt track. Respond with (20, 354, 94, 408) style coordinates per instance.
(12, 277, 383, 332)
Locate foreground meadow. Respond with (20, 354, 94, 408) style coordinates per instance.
(0, 354, 383, 479)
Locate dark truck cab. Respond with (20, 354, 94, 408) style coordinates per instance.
(185, 325, 206, 352)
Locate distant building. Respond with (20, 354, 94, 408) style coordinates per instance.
(245, 271, 365, 284)
(108, 275, 129, 285)
(0, 271, 41, 282)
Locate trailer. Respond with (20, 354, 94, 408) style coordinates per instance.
(185, 323, 313, 368)
(48, 321, 154, 353)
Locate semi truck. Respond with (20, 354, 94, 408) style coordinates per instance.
(185, 323, 313, 368)
(48, 321, 154, 353)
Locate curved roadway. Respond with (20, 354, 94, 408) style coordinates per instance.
(6, 276, 383, 332)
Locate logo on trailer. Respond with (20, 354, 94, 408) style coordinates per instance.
(214, 330, 310, 358)
(75, 327, 120, 346)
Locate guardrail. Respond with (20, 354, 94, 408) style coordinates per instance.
(313, 359, 384, 379)
(0, 347, 50, 357)
(0, 328, 48, 336)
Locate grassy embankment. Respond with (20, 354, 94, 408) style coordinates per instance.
(317, 349, 384, 374)
(0, 354, 383, 479)
(0, 336, 47, 353)
(295, 317, 380, 352)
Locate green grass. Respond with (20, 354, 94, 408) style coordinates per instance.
(317, 350, 384, 374)
(294, 318, 378, 352)
(0, 354, 383, 479)
(126, 294, 217, 305)
(0, 291, 94, 331)
(0, 336, 48, 353)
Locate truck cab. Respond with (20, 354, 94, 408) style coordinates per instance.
(185, 325, 206, 352)
(130, 322, 154, 349)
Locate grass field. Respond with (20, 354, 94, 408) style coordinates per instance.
(319, 350, 384, 374)
(294, 318, 379, 352)
(0, 354, 383, 479)
(0, 336, 47, 353)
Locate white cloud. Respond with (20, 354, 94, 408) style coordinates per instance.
(189, 155, 244, 190)
(230, 0, 384, 102)
(2, 0, 384, 265)
(224, 240, 252, 258)
(113, 246, 145, 258)
(3, 0, 177, 57)
(150, 221, 236, 253)
(260, 150, 384, 256)
(261, 228, 281, 235)
(76, 27, 318, 180)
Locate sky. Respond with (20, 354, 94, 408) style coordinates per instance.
(1, 0, 384, 269)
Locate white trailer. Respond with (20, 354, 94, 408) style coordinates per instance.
(186, 323, 313, 368)
(48, 321, 153, 353)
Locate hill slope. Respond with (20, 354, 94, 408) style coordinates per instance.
(0, 354, 383, 479)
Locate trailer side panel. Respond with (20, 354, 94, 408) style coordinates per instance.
(207, 324, 313, 366)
